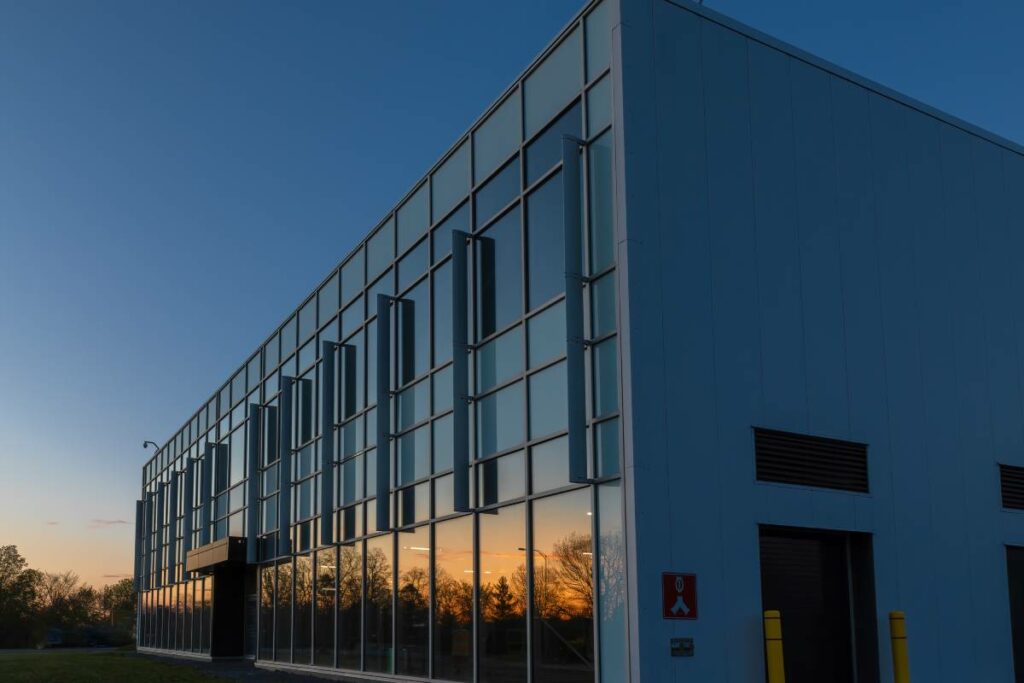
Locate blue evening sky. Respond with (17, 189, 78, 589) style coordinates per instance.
(1, 0, 1020, 586)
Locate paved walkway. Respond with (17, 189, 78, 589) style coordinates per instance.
(139, 651, 365, 682)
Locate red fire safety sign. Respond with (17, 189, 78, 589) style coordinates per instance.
(662, 572, 698, 620)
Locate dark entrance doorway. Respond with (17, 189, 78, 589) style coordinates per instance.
(758, 526, 879, 683)
(1006, 546, 1024, 681)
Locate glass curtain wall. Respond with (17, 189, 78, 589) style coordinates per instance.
(136, 2, 624, 679)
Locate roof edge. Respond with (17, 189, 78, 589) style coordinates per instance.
(664, 0, 1024, 157)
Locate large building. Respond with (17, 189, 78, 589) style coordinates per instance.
(132, 1, 1024, 681)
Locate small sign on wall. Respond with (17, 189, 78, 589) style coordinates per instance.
(662, 572, 697, 620)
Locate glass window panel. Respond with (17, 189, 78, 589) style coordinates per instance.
(432, 202, 469, 265)
(275, 560, 292, 662)
(299, 298, 316, 343)
(314, 548, 336, 667)
(340, 454, 364, 505)
(531, 436, 570, 493)
(478, 503, 527, 681)
(595, 417, 620, 478)
(476, 325, 523, 393)
(297, 478, 313, 521)
(433, 474, 455, 518)
(397, 378, 429, 432)
(228, 510, 243, 536)
(476, 381, 525, 459)
(395, 526, 430, 675)
(230, 431, 245, 486)
(476, 207, 522, 340)
(432, 261, 453, 367)
(365, 535, 394, 673)
(293, 554, 313, 664)
(597, 480, 626, 682)
(339, 417, 364, 459)
(477, 450, 525, 507)
(397, 280, 429, 385)
(318, 272, 339, 327)
(433, 141, 470, 223)
(338, 542, 362, 669)
(368, 269, 394, 307)
(590, 271, 616, 337)
(585, 1, 610, 80)
(399, 482, 430, 526)
(592, 338, 618, 418)
(587, 75, 612, 135)
(588, 131, 614, 273)
(473, 90, 521, 184)
(367, 219, 394, 279)
(338, 331, 364, 417)
(341, 250, 365, 305)
(433, 515, 473, 681)
(527, 172, 566, 310)
(247, 355, 261, 396)
(398, 424, 430, 485)
(397, 183, 429, 254)
(529, 362, 567, 439)
(528, 301, 566, 369)
(433, 414, 454, 472)
(341, 296, 363, 340)
(524, 28, 582, 138)
(265, 335, 280, 377)
(433, 365, 453, 416)
(229, 483, 244, 513)
(262, 494, 278, 533)
(532, 488, 594, 682)
(526, 101, 582, 186)
(474, 157, 520, 230)
(282, 316, 298, 357)
(298, 339, 316, 371)
(398, 240, 428, 292)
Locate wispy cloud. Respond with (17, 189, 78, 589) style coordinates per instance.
(45, 521, 59, 526)
(88, 519, 129, 529)
(102, 573, 131, 579)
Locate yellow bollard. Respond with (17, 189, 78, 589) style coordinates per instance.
(890, 611, 910, 683)
(764, 610, 785, 683)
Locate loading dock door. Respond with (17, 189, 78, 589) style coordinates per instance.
(759, 526, 879, 683)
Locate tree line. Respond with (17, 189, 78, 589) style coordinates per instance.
(0, 545, 136, 648)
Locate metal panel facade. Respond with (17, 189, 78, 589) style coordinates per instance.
(616, 0, 1024, 680)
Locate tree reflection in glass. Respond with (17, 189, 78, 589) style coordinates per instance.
(397, 525, 429, 675)
(532, 489, 594, 682)
(433, 515, 473, 681)
(364, 536, 393, 672)
(337, 543, 362, 669)
(314, 549, 336, 667)
(259, 566, 274, 660)
(275, 560, 292, 662)
(479, 503, 527, 682)
(294, 554, 313, 664)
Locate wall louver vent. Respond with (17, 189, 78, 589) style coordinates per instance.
(1000, 464, 1024, 510)
(754, 428, 869, 493)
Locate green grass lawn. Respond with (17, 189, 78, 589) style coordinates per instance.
(0, 650, 225, 682)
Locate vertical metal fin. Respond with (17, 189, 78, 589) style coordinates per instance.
(200, 444, 213, 545)
(563, 134, 588, 483)
(143, 492, 154, 590)
(133, 499, 144, 591)
(278, 377, 295, 557)
(155, 482, 166, 588)
(452, 230, 471, 512)
(376, 294, 392, 531)
(182, 458, 194, 574)
(320, 342, 338, 546)
(167, 472, 178, 581)
(246, 403, 262, 563)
